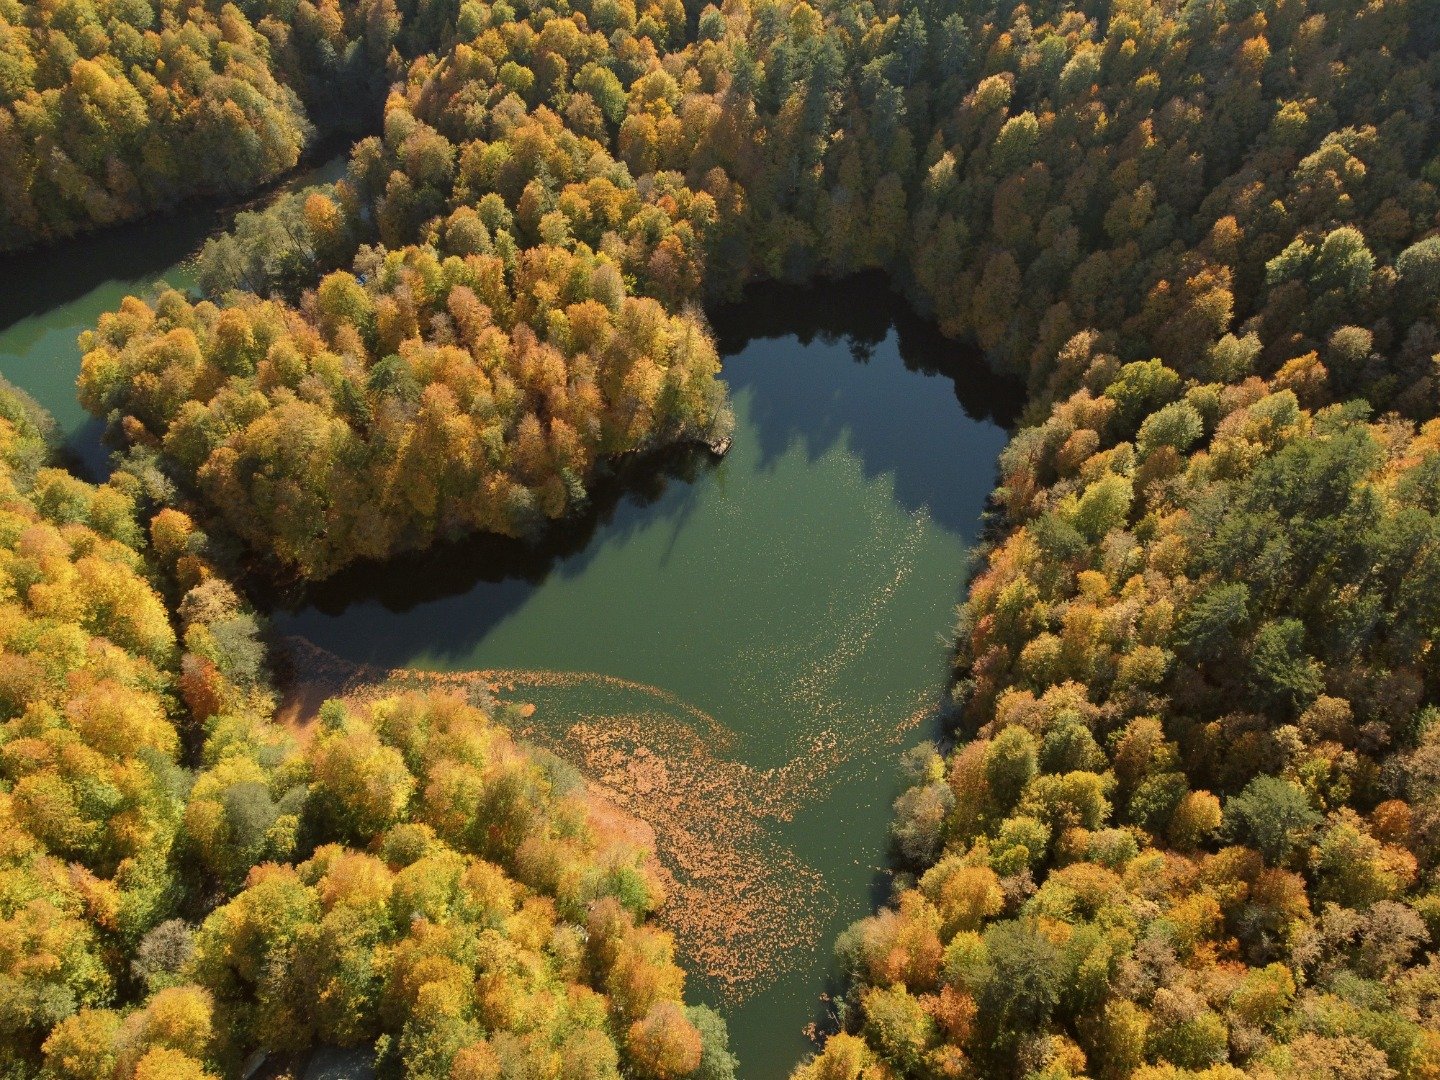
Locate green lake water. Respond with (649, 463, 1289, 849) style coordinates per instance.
(270, 279, 1020, 1077)
(0, 172, 1019, 1079)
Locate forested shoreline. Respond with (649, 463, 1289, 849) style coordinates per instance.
(0, 0, 443, 250)
(7, 0, 1440, 1077)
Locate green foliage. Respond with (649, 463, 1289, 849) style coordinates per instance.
(685, 1006, 738, 1080)
(985, 728, 1039, 812)
(1247, 619, 1324, 715)
(1070, 474, 1134, 544)
(1137, 402, 1204, 458)
(1105, 362, 1184, 438)
(975, 922, 1061, 1039)
(1175, 584, 1250, 664)
(1225, 778, 1321, 866)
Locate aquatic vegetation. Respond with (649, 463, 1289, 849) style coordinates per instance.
(266, 640, 940, 1003)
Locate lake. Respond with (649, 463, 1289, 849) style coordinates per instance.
(0, 176, 1018, 1079)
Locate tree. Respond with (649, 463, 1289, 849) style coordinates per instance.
(1247, 619, 1324, 714)
(975, 922, 1061, 1039)
(685, 1007, 738, 1080)
(308, 724, 416, 840)
(990, 113, 1040, 177)
(626, 1002, 702, 1080)
(1395, 236, 1440, 319)
(1225, 777, 1320, 864)
(891, 780, 955, 865)
(1176, 584, 1250, 663)
(984, 728, 1039, 812)
(137, 986, 215, 1060)
(860, 985, 934, 1074)
(1070, 474, 1133, 543)
(41, 1010, 121, 1080)
(1137, 402, 1204, 457)
(1312, 810, 1416, 908)
(130, 1048, 217, 1080)
(919, 860, 1003, 937)
(792, 1034, 888, 1080)
(1168, 791, 1222, 852)
(1310, 227, 1375, 297)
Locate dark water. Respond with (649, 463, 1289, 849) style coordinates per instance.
(0, 167, 1019, 1078)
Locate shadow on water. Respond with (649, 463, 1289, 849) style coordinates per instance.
(0, 141, 354, 482)
(0, 204, 220, 335)
(708, 273, 1024, 429)
(0, 137, 353, 335)
(53, 416, 113, 483)
(710, 274, 1024, 535)
(252, 274, 1020, 1079)
(260, 274, 1024, 655)
(255, 440, 718, 630)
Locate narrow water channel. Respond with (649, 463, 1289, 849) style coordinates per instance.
(0, 173, 1020, 1080)
(0, 152, 349, 477)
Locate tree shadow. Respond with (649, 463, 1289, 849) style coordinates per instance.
(55, 417, 113, 484)
(0, 207, 217, 336)
(708, 272, 1024, 428)
(257, 440, 714, 616)
(711, 273, 1023, 534)
(259, 273, 1022, 668)
(0, 143, 351, 334)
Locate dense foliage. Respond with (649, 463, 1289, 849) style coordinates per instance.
(35, 0, 1440, 1074)
(0, 0, 457, 249)
(40, 691, 733, 1080)
(77, 255, 725, 577)
(832, 386, 1440, 1080)
(0, 377, 727, 1078)
(0, 376, 242, 1069)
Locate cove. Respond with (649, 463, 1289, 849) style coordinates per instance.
(267, 276, 1022, 1079)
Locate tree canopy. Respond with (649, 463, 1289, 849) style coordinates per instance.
(22, 0, 1440, 1075)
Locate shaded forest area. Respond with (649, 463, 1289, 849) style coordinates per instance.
(0, 0, 484, 248)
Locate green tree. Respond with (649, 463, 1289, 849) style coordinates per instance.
(1225, 777, 1320, 864)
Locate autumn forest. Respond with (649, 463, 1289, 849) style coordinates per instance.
(4, 0, 1440, 1077)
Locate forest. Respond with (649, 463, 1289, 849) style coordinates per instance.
(0, 0, 453, 247)
(6, 0, 1440, 1076)
(0, 370, 734, 1079)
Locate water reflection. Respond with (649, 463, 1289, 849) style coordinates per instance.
(0, 144, 351, 333)
(708, 273, 1023, 429)
(710, 275, 1022, 534)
